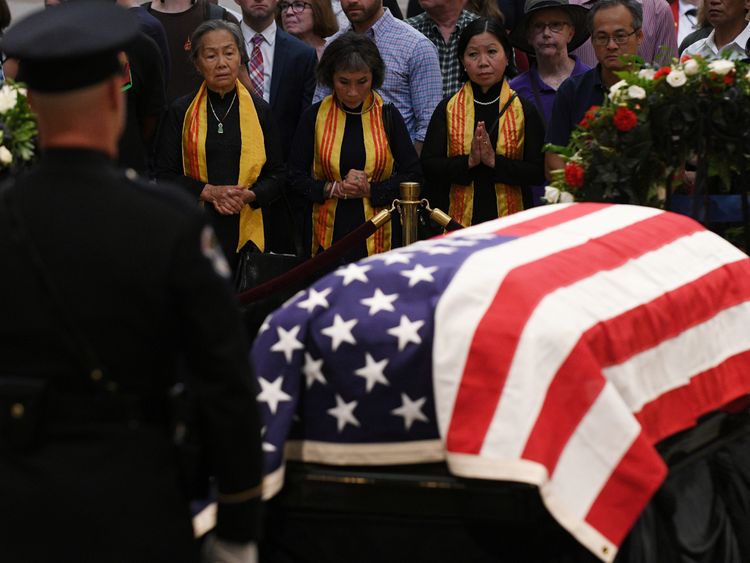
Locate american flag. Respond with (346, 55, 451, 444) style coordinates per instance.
(250, 203, 750, 562)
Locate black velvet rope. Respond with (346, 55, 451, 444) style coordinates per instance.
(445, 219, 464, 232)
(237, 219, 379, 305)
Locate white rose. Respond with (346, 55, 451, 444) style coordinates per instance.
(627, 85, 646, 99)
(638, 68, 656, 80)
(608, 79, 629, 101)
(542, 186, 560, 204)
(666, 69, 687, 87)
(708, 59, 735, 75)
(683, 59, 700, 76)
(559, 191, 575, 203)
(0, 86, 18, 113)
(0, 146, 13, 165)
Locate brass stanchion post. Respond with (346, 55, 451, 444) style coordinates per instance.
(399, 182, 420, 246)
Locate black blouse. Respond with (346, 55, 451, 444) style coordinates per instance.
(288, 98, 423, 260)
(420, 80, 546, 225)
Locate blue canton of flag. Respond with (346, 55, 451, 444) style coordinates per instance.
(250, 231, 519, 496)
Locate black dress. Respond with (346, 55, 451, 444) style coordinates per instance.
(421, 80, 546, 225)
(0, 149, 262, 561)
(154, 86, 286, 271)
(288, 99, 422, 262)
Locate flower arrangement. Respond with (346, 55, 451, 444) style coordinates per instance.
(543, 55, 750, 206)
(0, 81, 37, 171)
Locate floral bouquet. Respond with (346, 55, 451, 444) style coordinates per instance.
(0, 81, 37, 171)
(543, 55, 750, 207)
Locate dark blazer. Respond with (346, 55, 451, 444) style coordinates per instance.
(269, 28, 317, 160)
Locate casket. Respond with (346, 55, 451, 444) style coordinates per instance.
(251, 203, 750, 562)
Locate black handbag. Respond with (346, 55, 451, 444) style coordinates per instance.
(234, 246, 306, 293)
(235, 188, 307, 338)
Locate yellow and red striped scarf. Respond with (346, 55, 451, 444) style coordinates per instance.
(446, 80, 525, 226)
(182, 80, 267, 252)
(311, 91, 394, 256)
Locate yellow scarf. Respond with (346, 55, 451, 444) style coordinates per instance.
(446, 81, 525, 226)
(182, 80, 267, 252)
(311, 92, 394, 256)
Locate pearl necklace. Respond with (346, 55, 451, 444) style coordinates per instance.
(473, 94, 501, 106)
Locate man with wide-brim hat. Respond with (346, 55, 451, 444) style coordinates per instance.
(509, 0, 591, 125)
(0, 2, 262, 562)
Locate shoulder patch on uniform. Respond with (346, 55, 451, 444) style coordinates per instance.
(201, 225, 231, 279)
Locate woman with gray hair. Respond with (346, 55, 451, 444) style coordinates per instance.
(154, 20, 286, 273)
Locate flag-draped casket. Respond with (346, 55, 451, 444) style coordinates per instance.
(251, 203, 750, 562)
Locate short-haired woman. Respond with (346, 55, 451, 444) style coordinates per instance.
(288, 32, 422, 262)
(278, 0, 338, 59)
(421, 18, 545, 226)
(154, 20, 286, 272)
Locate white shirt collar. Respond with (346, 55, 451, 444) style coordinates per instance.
(705, 21, 750, 57)
(241, 19, 277, 47)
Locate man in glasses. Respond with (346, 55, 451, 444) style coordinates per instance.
(510, 0, 591, 125)
(545, 0, 643, 176)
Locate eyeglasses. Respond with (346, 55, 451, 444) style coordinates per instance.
(279, 1, 312, 13)
(530, 21, 570, 35)
(592, 29, 639, 46)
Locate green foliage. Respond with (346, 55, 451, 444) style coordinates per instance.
(0, 80, 38, 170)
(545, 56, 750, 207)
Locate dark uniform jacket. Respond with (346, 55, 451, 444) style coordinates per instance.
(0, 149, 262, 561)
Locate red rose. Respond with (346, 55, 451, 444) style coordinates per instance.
(585, 105, 601, 119)
(564, 162, 585, 188)
(653, 66, 672, 80)
(724, 73, 735, 85)
(680, 54, 691, 64)
(578, 105, 601, 129)
(613, 107, 638, 132)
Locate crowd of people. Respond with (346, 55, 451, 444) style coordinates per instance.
(6, 0, 748, 273)
(0, 0, 748, 561)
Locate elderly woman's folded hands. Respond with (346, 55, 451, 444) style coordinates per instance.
(201, 184, 256, 215)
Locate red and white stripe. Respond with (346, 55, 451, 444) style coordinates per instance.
(433, 203, 750, 561)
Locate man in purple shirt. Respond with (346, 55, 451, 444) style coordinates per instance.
(510, 0, 591, 125)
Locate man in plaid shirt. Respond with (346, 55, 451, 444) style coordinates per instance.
(314, 0, 443, 152)
(406, 0, 479, 97)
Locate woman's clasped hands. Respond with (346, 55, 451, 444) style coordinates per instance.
(331, 169, 370, 200)
(468, 121, 495, 169)
(201, 184, 256, 215)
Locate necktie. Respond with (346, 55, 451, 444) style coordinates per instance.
(248, 34, 264, 99)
